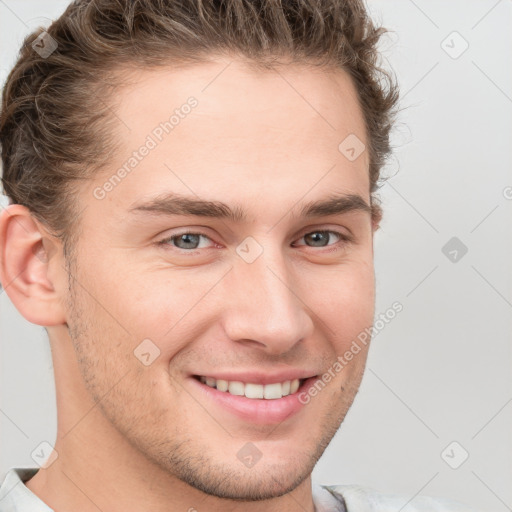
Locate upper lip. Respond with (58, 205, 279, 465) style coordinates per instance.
(191, 370, 318, 385)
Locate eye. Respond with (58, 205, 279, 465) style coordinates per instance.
(293, 230, 350, 249)
(157, 232, 215, 251)
(156, 229, 352, 253)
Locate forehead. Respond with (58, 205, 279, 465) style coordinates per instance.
(86, 58, 370, 218)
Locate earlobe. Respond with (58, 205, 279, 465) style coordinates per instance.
(0, 204, 67, 327)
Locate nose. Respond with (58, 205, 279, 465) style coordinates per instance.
(220, 242, 315, 355)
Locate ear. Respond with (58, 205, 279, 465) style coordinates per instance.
(371, 205, 382, 233)
(0, 204, 67, 326)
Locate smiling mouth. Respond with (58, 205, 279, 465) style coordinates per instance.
(193, 375, 308, 400)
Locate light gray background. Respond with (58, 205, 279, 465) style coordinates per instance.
(1, 1, 511, 511)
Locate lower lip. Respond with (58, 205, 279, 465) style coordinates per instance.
(189, 376, 318, 425)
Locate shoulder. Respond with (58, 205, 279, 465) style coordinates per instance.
(322, 484, 479, 512)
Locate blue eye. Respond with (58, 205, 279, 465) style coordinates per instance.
(157, 229, 351, 252)
(294, 230, 347, 248)
(158, 232, 213, 251)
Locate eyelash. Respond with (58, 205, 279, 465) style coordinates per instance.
(156, 229, 352, 253)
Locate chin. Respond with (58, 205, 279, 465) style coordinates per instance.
(181, 462, 312, 501)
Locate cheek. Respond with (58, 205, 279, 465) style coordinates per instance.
(82, 257, 192, 338)
(303, 260, 375, 328)
(123, 272, 223, 345)
(300, 264, 375, 379)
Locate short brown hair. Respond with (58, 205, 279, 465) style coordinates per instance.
(0, 0, 399, 256)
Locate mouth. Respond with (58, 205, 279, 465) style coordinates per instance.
(193, 375, 307, 400)
(190, 374, 318, 424)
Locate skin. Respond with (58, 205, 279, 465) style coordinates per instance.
(0, 57, 381, 512)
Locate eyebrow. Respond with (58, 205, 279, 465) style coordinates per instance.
(127, 192, 372, 222)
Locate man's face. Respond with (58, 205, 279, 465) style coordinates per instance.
(60, 58, 377, 499)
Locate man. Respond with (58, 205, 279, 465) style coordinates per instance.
(0, 0, 476, 511)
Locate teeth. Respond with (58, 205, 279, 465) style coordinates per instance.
(263, 382, 283, 399)
(245, 383, 264, 399)
(216, 379, 228, 392)
(228, 381, 245, 396)
(198, 376, 303, 399)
